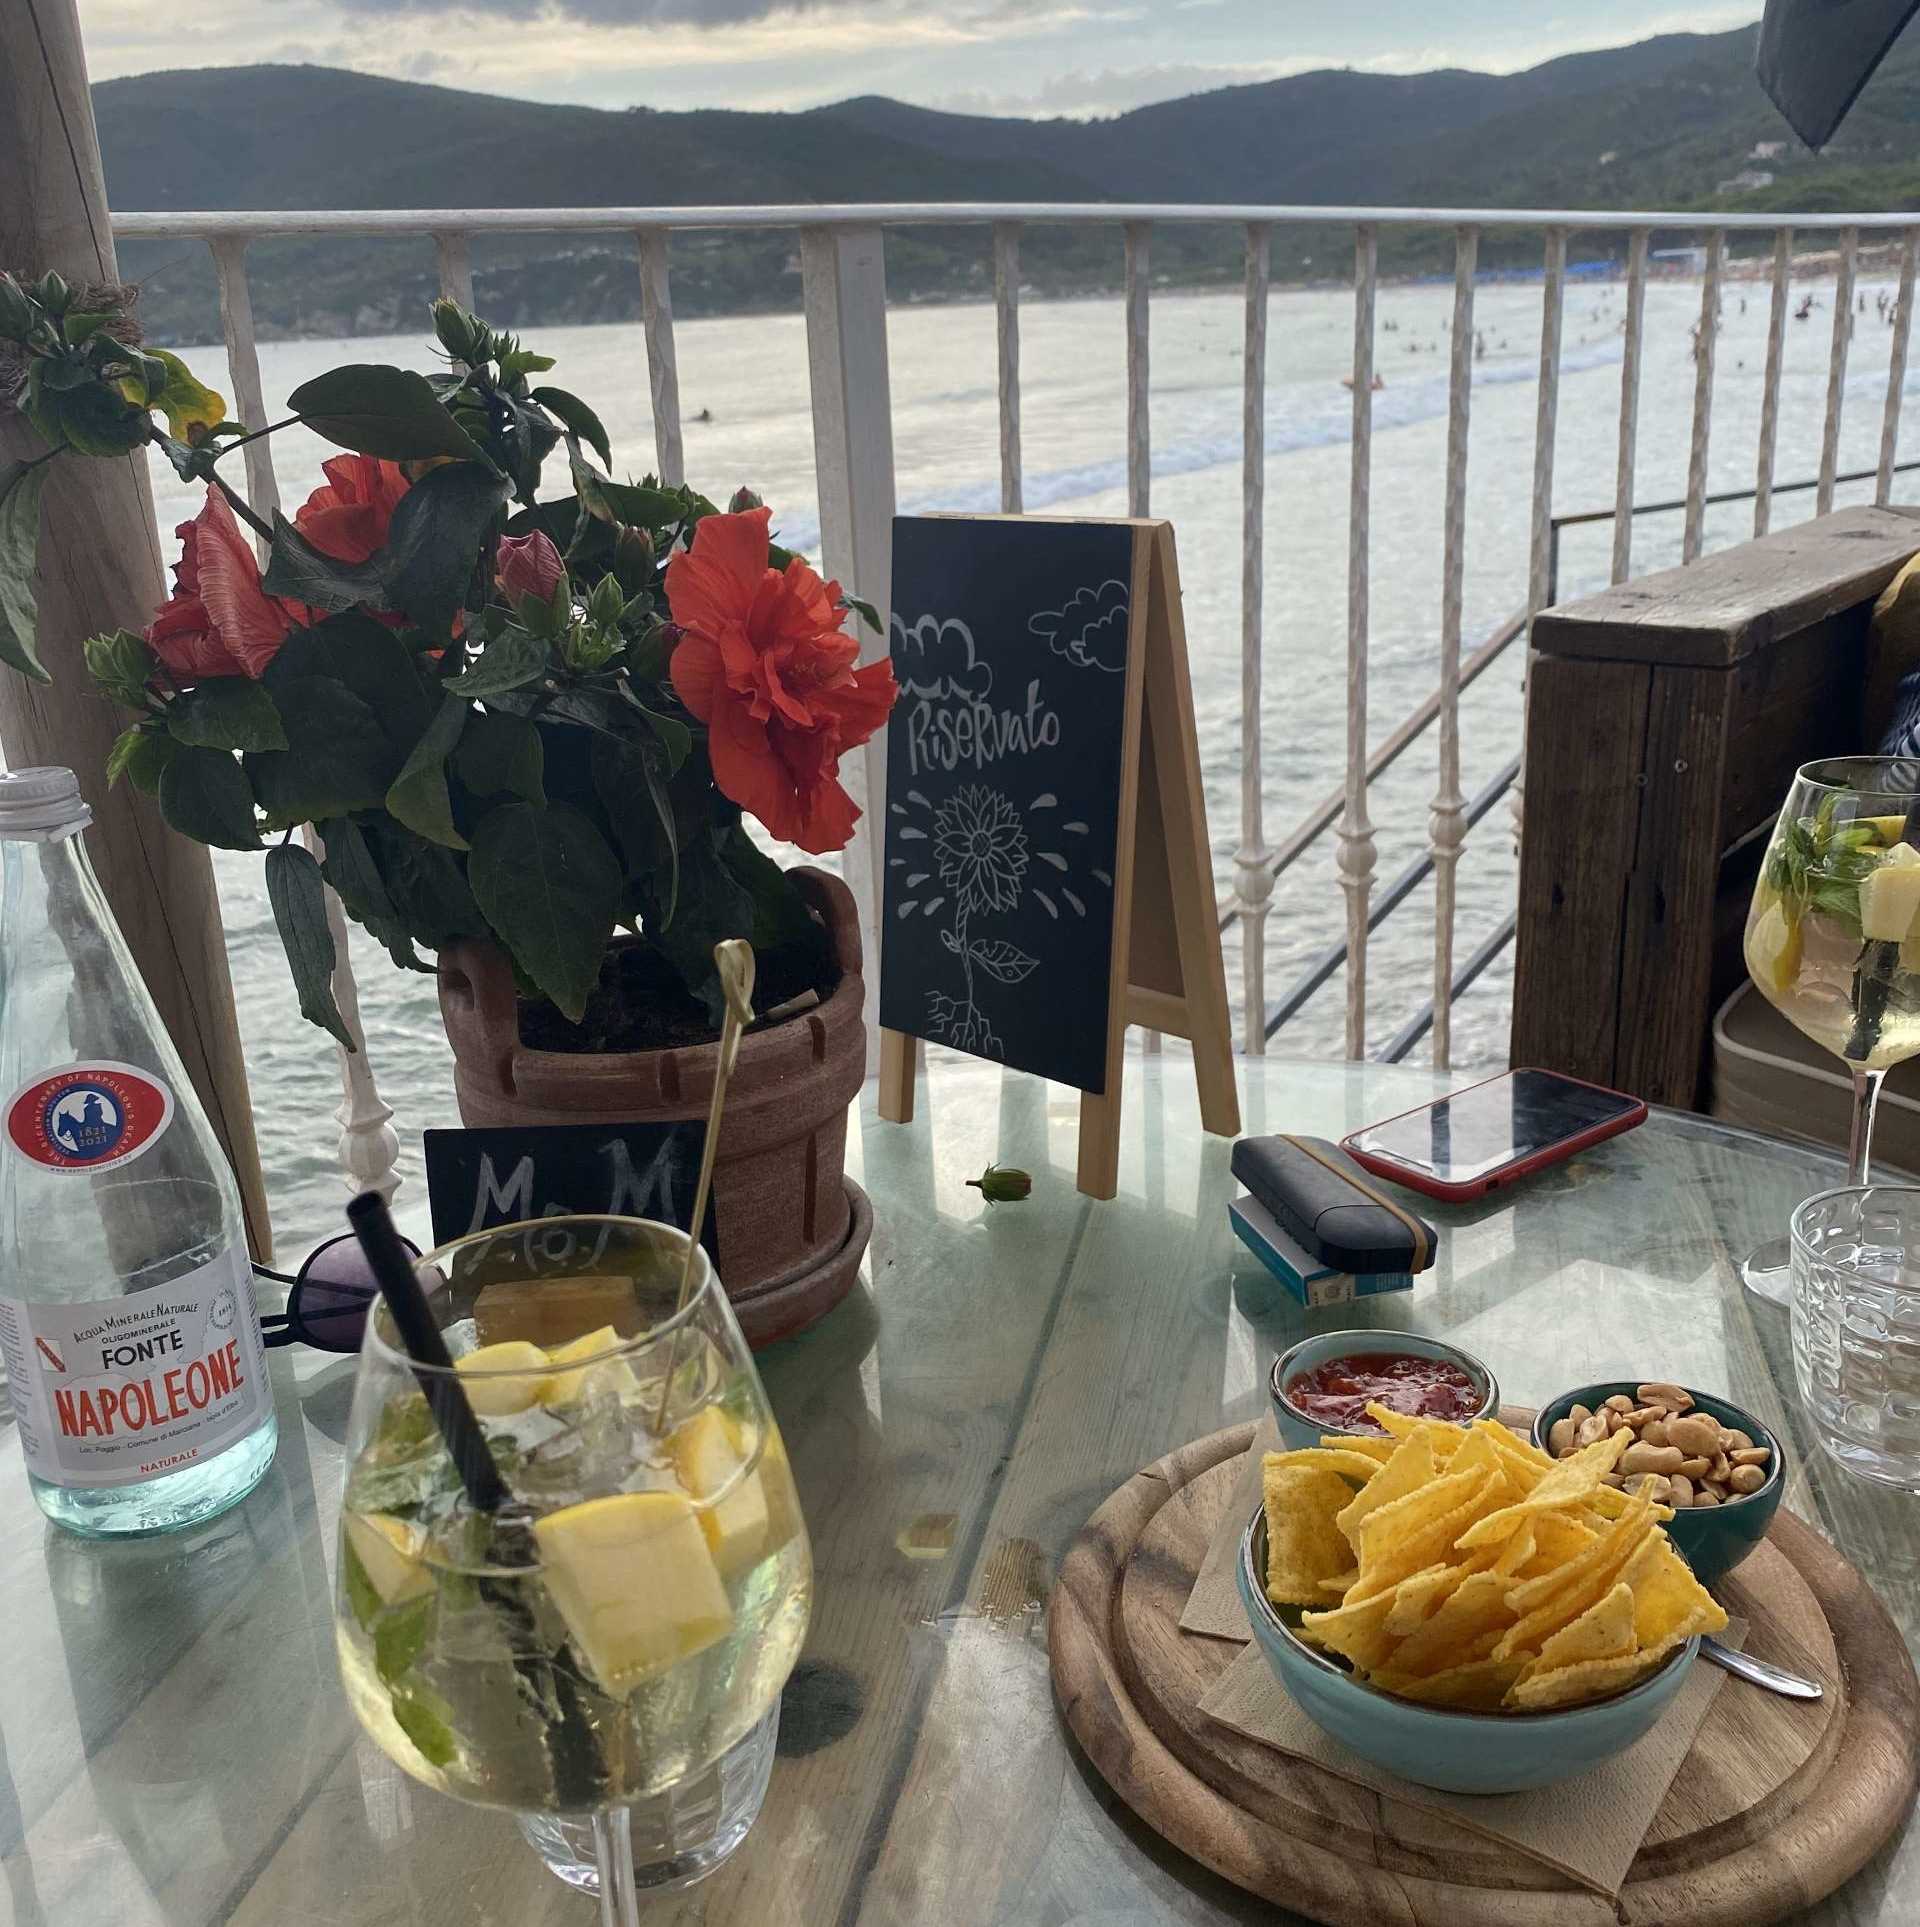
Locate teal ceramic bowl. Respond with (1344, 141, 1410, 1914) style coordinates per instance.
(1529, 1383, 1783, 1591)
(1268, 1329, 1498, 1452)
(1235, 1508, 1698, 1794)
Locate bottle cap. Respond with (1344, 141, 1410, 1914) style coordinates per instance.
(0, 768, 92, 839)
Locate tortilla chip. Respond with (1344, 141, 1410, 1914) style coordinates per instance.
(1298, 1586, 1402, 1674)
(1532, 1579, 1637, 1670)
(1625, 1537, 1729, 1647)
(1492, 1518, 1537, 1578)
(1263, 1463, 1361, 1606)
(1505, 1643, 1673, 1710)
(1350, 1471, 1503, 1600)
(1373, 1655, 1528, 1710)
(1386, 1571, 1517, 1678)
(1453, 1430, 1630, 1548)
(1381, 1563, 1458, 1637)
(1324, 1434, 1396, 1462)
(1264, 1446, 1388, 1485)
(1319, 1570, 1360, 1597)
(1362, 1404, 1464, 1457)
(1335, 1432, 1435, 1547)
(1495, 1503, 1659, 1660)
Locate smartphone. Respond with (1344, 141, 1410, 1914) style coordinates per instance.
(1339, 1068, 1647, 1203)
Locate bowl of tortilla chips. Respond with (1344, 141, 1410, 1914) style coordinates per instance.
(1234, 1404, 1727, 1793)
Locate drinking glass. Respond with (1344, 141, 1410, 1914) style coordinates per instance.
(333, 1216, 811, 1918)
(1792, 1185, 1920, 1489)
(1740, 756, 1920, 1301)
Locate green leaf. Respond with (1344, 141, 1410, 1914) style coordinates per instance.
(264, 613, 433, 751)
(383, 463, 510, 639)
(531, 386, 612, 470)
(342, 1539, 381, 1631)
(264, 841, 355, 1050)
(167, 678, 288, 753)
(592, 736, 677, 927)
(386, 694, 470, 851)
(374, 1593, 436, 1686)
(366, 823, 489, 948)
(146, 349, 226, 442)
(248, 678, 398, 826)
(83, 628, 155, 707)
(0, 461, 52, 683)
(580, 475, 714, 532)
(466, 802, 621, 1021)
(62, 310, 114, 346)
(110, 727, 175, 795)
(24, 371, 148, 458)
(158, 746, 260, 850)
(389, 1685, 458, 1769)
(642, 828, 755, 1026)
(288, 364, 492, 465)
(626, 694, 690, 774)
(456, 708, 545, 803)
(842, 593, 882, 637)
(318, 817, 433, 972)
(447, 626, 548, 699)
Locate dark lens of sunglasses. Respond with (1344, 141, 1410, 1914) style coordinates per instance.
(294, 1233, 417, 1353)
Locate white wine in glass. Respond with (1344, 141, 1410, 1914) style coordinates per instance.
(1741, 756, 1920, 1300)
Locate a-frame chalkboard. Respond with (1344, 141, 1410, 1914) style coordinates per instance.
(876, 515, 1239, 1199)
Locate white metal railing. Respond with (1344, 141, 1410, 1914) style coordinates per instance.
(104, 200, 1920, 1202)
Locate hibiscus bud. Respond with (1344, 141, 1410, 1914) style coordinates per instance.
(727, 485, 764, 514)
(432, 299, 490, 365)
(33, 270, 70, 317)
(0, 273, 35, 342)
(966, 1164, 1032, 1205)
(495, 531, 567, 610)
(614, 523, 654, 575)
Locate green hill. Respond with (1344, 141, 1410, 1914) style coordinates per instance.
(93, 24, 1920, 344)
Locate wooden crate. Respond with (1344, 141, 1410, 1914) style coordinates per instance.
(1511, 505, 1920, 1109)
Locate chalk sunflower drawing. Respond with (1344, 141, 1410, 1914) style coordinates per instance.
(889, 786, 1108, 1060)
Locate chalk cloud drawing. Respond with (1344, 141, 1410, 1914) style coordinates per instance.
(889, 786, 1108, 1059)
(1027, 579, 1129, 673)
(890, 611, 994, 702)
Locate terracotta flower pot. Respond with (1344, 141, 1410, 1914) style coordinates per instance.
(436, 865, 871, 1348)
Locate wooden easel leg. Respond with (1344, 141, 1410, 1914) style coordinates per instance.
(1077, 1087, 1121, 1200)
(878, 1026, 917, 1123)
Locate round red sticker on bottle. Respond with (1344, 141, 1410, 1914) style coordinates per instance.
(6, 1063, 174, 1174)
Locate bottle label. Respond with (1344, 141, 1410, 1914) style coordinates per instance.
(0, 1244, 270, 1487)
(5, 1062, 174, 1174)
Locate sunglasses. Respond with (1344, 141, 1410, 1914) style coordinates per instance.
(255, 1228, 422, 1353)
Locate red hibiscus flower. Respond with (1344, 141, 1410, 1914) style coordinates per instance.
(144, 487, 296, 682)
(666, 507, 897, 853)
(291, 453, 412, 564)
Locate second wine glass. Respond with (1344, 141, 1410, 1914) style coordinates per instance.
(1741, 755, 1920, 1301)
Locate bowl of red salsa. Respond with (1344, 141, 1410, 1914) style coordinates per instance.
(1269, 1330, 1497, 1449)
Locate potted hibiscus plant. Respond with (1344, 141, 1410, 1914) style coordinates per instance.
(0, 272, 896, 1341)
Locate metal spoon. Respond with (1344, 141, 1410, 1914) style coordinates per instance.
(1701, 1635, 1824, 1699)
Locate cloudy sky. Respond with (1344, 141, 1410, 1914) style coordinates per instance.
(77, 0, 1764, 117)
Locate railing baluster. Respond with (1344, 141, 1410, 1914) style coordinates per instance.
(1683, 230, 1725, 565)
(1611, 228, 1649, 583)
(1236, 223, 1273, 1056)
(1513, 226, 1566, 855)
(1878, 226, 1919, 504)
(801, 226, 896, 1036)
(1818, 226, 1859, 515)
(994, 223, 1023, 514)
(1125, 222, 1150, 516)
(432, 231, 474, 311)
(635, 228, 685, 487)
(1430, 225, 1477, 1072)
(1339, 224, 1378, 1059)
(1756, 228, 1793, 536)
(208, 234, 400, 1204)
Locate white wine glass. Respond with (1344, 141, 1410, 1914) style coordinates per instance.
(333, 1215, 810, 1919)
(1741, 756, 1920, 1301)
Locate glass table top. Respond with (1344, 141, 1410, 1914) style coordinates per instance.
(1, 1056, 1914, 1925)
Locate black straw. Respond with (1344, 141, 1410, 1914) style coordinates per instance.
(347, 1191, 506, 1514)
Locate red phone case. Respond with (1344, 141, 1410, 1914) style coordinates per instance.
(1338, 1068, 1648, 1203)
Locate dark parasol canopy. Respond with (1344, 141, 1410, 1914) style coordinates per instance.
(1757, 0, 1920, 148)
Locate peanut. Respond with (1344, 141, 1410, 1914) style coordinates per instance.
(1568, 1403, 1592, 1427)
(1710, 1451, 1731, 1483)
(1603, 1394, 1635, 1415)
(1692, 1485, 1721, 1506)
(1727, 1463, 1767, 1495)
(1637, 1381, 1693, 1412)
(1726, 1428, 1754, 1452)
(1574, 1413, 1609, 1449)
(1625, 1406, 1661, 1428)
(1624, 1472, 1672, 1502)
(1619, 1440, 1685, 1475)
(1665, 1413, 1723, 1458)
(1640, 1417, 1671, 1449)
(1668, 1473, 1694, 1507)
(1599, 1471, 1625, 1488)
(1730, 1445, 1771, 1468)
(1676, 1455, 1712, 1479)
(1547, 1416, 1577, 1455)
(1604, 1408, 1630, 1434)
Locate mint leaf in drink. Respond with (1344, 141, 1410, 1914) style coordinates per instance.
(342, 1538, 382, 1632)
(390, 1685, 460, 1769)
(374, 1593, 437, 1686)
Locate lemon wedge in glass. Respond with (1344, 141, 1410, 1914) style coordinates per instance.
(669, 1406, 770, 1579)
(452, 1339, 550, 1417)
(1747, 899, 1803, 995)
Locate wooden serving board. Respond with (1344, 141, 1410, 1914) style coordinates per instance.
(1049, 1419, 1920, 1926)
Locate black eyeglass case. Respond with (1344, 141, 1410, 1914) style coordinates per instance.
(1230, 1134, 1436, 1276)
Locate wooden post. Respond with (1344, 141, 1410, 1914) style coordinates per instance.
(0, 0, 272, 1257)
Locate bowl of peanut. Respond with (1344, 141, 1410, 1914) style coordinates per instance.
(1530, 1381, 1783, 1590)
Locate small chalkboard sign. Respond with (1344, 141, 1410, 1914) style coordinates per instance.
(422, 1121, 711, 1253)
(877, 515, 1239, 1198)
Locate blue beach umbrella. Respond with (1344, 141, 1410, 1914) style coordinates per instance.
(1757, 0, 1920, 148)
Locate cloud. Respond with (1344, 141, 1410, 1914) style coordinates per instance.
(1028, 579, 1128, 673)
(890, 613, 994, 702)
